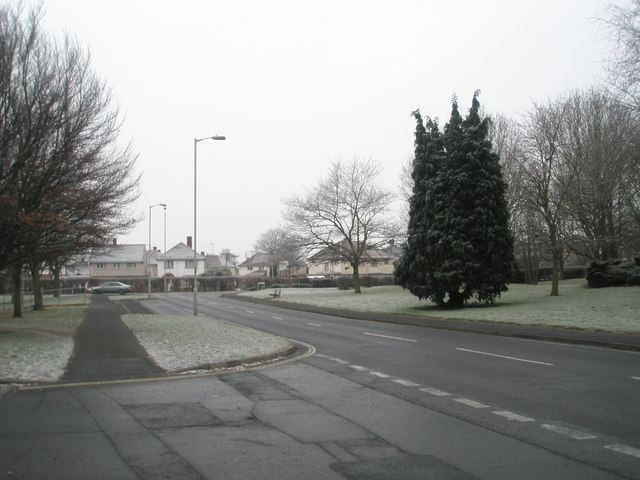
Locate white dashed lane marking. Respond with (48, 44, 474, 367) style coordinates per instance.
(604, 444, 640, 459)
(313, 354, 636, 459)
(308, 322, 323, 327)
(541, 424, 598, 440)
(456, 348, 554, 366)
(272, 316, 283, 320)
(492, 410, 536, 422)
(392, 379, 421, 387)
(454, 398, 490, 409)
(363, 332, 418, 343)
(420, 387, 451, 397)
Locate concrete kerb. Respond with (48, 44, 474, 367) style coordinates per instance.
(225, 293, 640, 353)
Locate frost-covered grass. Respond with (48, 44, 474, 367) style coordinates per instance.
(241, 280, 640, 333)
(0, 306, 86, 382)
(122, 314, 292, 372)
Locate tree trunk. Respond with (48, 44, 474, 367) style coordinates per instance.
(352, 263, 362, 294)
(12, 263, 22, 318)
(30, 261, 44, 310)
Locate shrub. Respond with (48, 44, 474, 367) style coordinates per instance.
(586, 258, 640, 288)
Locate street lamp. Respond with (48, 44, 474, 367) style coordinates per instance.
(162, 204, 167, 293)
(148, 203, 167, 299)
(193, 135, 226, 315)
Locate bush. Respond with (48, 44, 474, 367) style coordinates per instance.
(586, 258, 640, 288)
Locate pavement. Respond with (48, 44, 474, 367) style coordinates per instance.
(0, 294, 638, 479)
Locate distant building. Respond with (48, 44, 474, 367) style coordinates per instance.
(89, 243, 147, 278)
(238, 253, 271, 278)
(307, 241, 400, 277)
(157, 239, 205, 278)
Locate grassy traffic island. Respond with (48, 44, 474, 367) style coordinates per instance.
(240, 279, 640, 334)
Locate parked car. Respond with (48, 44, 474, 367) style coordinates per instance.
(91, 281, 134, 295)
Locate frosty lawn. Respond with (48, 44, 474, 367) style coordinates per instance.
(241, 280, 640, 334)
(122, 314, 292, 372)
(0, 306, 86, 382)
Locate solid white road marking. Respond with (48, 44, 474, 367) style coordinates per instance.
(364, 332, 418, 343)
(307, 322, 323, 327)
(604, 444, 640, 459)
(541, 424, 598, 440)
(370, 372, 390, 378)
(492, 410, 536, 422)
(420, 387, 451, 397)
(456, 348, 554, 366)
(454, 398, 490, 408)
(392, 379, 421, 387)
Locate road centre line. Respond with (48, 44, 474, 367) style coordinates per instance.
(456, 348, 554, 366)
(541, 424, 598, 440)
(363, 332, 418, 343)
(370, 371, 390, 378)
(604, 444, 640, 459)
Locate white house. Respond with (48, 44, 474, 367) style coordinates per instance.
(157, 241, 205, 278)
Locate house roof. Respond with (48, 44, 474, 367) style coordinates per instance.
(309, 242, 397, 263)
(160, 242, 205, 261)
(238, 253, 272, 268)
(90, 244, 146, 263)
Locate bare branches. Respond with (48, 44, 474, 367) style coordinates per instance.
(283, 157, 399, 293)
(0, 3, 139, 315)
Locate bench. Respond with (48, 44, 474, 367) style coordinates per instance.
(268, 289, 281, 298)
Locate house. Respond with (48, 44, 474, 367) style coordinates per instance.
(307, 242, 400, 277)
(89, 243, 147, 278)
(238, 253, 272, 277)
(157, 241, 205, 278)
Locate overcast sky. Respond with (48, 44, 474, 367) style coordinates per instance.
(33, 0, 610, 259)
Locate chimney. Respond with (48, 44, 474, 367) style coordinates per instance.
(187, 236, 192, 248)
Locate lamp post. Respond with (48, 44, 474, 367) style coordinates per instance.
(148, 203, 166, 299)
(163, 204, 167, 293)
(193, 135, 226, 315)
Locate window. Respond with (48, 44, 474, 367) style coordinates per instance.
(113, 263, 120, 269)
(185, 260, 194, 269)
(166, 260, 174, 269)
(127, 263, 137, 269)
(96, 263, 106, 269)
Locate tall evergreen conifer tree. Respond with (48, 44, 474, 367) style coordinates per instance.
(395, 92, 514, 307)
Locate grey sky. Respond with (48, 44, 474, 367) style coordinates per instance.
(37, 0, 609, 259)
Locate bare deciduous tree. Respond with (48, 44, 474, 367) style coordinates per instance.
(599, 0, 640, 109)
(254, 226, 304, 277)
(561, 88, 640, 260)
(0, 3, 139, 316)
(283, 158, 399, 293)
(520, 98, 576, 296)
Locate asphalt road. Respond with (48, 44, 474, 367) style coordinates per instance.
(147, 291, 640, 479)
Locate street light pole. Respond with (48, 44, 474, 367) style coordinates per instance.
(163, 204, 167, 293)
(193, 135, 226, 315)
(148, 203, 166, 299)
